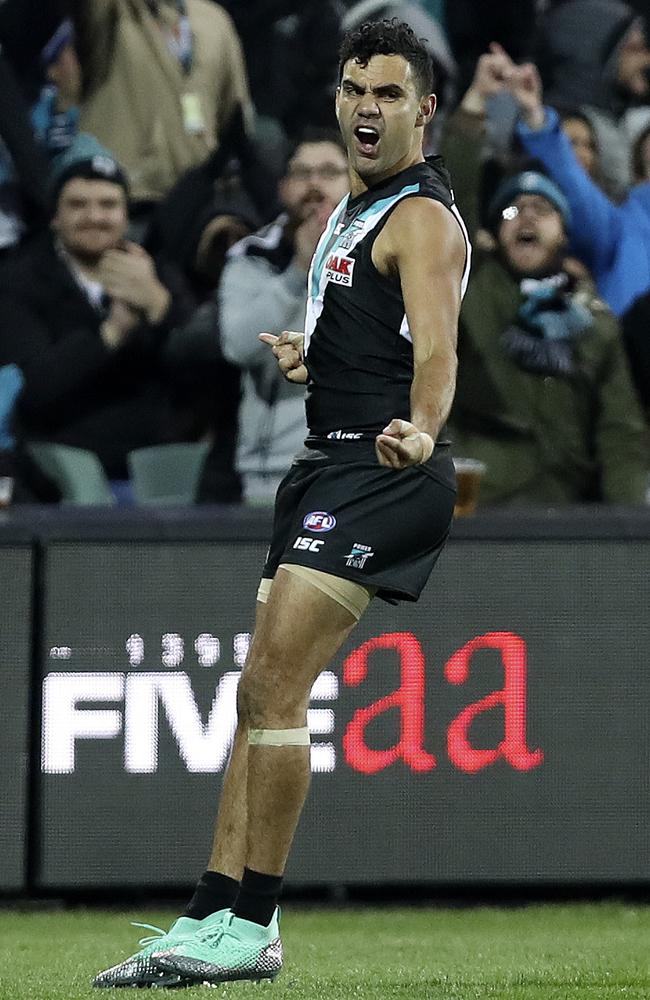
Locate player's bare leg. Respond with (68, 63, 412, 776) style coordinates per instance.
(153, 566, 364, 983)
(206, 725, 249, 877)
(93, 603, 270, 989)
(240, 568, 358, 875)
(206, 600, 270, 880)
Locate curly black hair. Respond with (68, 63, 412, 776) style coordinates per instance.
(338, 19, 434, 97)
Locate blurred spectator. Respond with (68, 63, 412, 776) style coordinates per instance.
(217, 131, 349, 502)
(0, 136, 194, 481)
(221, 0, 342, 155)
(538, 0, 650, 197)
(145, 105, 275, 300)
(0, 13, 78, 255)
(146, 104, 281, 504)
(0, 0, 67, 99)
(452, 173, 648, 505)
(0, 363, 61, 502)
(70, 0, 251, 211)
(443, 60, 648, 505)
(558, 109, 600, 180)
(632, 121, 650, 180)
(511, 61, 650, 318)
(622, 291, 650, 416)
(31, 20, 82, 158)
(0, 54, 51, 254)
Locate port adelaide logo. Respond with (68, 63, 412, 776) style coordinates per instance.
(345, 543, 374, 569)
(325, 253, 355, 287)
(303, 511, 337, 533)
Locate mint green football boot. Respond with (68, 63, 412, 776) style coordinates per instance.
(92, 909, 228, 988)
(152, 909, 282, 985)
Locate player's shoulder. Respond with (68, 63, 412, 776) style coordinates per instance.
(385, 196, 465, 253)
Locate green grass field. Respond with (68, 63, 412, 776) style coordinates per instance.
(1, 904, 648, 999)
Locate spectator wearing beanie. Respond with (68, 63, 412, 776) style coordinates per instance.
(31, 19, 82, 159)
(0, 135, 194, 481)
(446, 165, 648, 505)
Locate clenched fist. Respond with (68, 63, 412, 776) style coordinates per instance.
(375, 418, 434, 469)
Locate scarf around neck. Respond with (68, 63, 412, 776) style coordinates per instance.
(500, 272, 594, 377)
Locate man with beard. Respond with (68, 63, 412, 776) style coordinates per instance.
(218, 131, 349, 502)
(447, 165, 647, 503)
(441, 49, 647, 506)
(0, 135, 192, 481)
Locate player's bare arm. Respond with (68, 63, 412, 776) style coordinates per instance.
(373, 197, 466, 469)
(258, 330, 308, 383)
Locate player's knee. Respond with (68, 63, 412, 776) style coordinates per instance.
(237, 669, 274, 727)
(237, 664, 307, 729)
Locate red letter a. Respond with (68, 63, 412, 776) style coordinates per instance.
(342, 632, 435, 774)
(445, 631, 543, 773)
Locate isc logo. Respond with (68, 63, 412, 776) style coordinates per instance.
(293, 536, 324, 552)
(325, 253, 355, 286)
(303, 511, 336, 532)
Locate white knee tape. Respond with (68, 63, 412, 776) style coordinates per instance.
(248, 727, 311, 747)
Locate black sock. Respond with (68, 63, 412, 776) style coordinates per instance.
(232, 867, 283, 927)
(184, 870, 240, 920)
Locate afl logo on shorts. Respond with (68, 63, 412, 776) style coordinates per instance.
(325, 254, 355, 287)
(303, 511, 337, 533)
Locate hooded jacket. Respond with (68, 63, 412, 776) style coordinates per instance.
(539, 0, 650, 196)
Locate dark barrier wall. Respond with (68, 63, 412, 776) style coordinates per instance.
(30, 510, 650, 889)
(0, 542, 32, 891)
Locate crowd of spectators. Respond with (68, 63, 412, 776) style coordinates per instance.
(0, 0, 649, 507)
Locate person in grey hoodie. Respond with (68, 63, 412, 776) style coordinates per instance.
(219, 132, 349, 502)
(538, 0, 650, 197)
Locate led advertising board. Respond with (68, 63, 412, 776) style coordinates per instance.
(37, 537, 650, 888)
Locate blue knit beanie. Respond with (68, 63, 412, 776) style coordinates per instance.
(49, 133, 129, 210)
(488, 171, 572, 233)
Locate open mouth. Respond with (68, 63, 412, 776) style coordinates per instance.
(516, 230, 540, 247)
(353, 125, 380, 156)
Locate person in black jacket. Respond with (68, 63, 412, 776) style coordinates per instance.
(0, 135, 194, 480)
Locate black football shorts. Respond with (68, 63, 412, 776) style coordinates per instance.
(262, 441, 456, 603)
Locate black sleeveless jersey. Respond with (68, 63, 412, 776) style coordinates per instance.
(303, 156, 471, 439)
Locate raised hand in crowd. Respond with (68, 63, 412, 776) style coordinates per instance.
(460, 42, 515, 115)
(507, 62, 546, 131)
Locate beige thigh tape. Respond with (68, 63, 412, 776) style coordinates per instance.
(279, 563, 375, 621)
(256, 577, 273, 604)
(248, 727, 311, 746)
